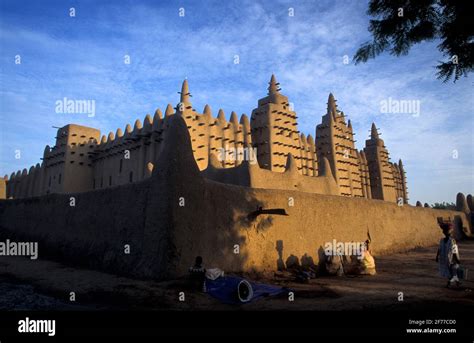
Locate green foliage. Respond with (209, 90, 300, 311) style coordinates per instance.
(354, 0, 473, 82)
(431, 202, 456, 210)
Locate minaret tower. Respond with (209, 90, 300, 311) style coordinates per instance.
(175, 79, 204, 167)
(364, 123, 397, 202)
(177, 79, 194, 117)
(315, 93, 363, 197)
(398, 159, 409, 204)
(250, 75, 303, 172)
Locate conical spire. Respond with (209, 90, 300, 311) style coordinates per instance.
(398, 159, 404, 170)
(217, 109, 226, 122)
(144, 113, 153, 126)
(456, 192, 470, 213)
(327, 93, 337, 118)
(328, 93, 336, 112)
(203, 104, 212, 118)
(165, 103, 174, 117)
(467, 194, 473, 212)
(154, 108, 163, 120)
(370, 123, 379, 139)
(179, 79, 191, 103)
(239, 113, 250, 127)
(230, 111, 239, 126)
(143, 114, 153, 133)
(133, 119, 142, 130)
(240, 114, 251, 146)
(348, 119, 352, 129)
(268, 74, 280, 95)
(285, 153, 298, 174)
(320, 156, 334, 179)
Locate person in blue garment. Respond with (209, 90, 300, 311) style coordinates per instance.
(436, 222, 461, 288)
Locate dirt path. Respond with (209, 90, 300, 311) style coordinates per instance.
(1, 241, 473, 311)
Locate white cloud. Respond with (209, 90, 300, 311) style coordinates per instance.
(0, 0, 472, 203)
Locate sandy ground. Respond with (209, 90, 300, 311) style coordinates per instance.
(0, 241, 473, 311)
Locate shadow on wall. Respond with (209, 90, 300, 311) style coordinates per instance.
(150, 114, 271, 277)
(301, 253, 315, 269)
(318, 246, 326, 271)
(286, 254, 300, 269)
(275, 239, 319, 273)
(171, 180, 269, 277)
(276, 240, 285, 271)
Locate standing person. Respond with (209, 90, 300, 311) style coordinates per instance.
(436, 222, 461, 288)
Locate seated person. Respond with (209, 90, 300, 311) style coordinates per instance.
(345, 240, 376, 276)
(189, 256, 206, 291)
(325, 254, 344, 276)
(358, 240, 376, 275)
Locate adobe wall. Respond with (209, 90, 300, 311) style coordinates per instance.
(0, 115, 198, 280)
(171, 176, 471, 277)
(0, 177, 173, 278)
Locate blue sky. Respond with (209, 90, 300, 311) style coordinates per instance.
(0, 0, 472, 204)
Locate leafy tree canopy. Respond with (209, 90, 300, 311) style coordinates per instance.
(354, 0, 473, 82)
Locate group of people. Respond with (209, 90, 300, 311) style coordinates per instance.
(190, 220, 463, 290)
(324, 239, 377, 277)
(324, 220, 463, 288)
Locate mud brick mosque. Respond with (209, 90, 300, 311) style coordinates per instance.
(0, 76, 471, 279)
(3, 75, 408, 203)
